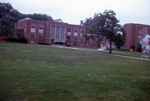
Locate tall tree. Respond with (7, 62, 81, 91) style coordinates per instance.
(0, 2, 21, 22)
(113, 33, 126, 50)
(83, 10, 126, 54)
(0, 14, 15, 40)
(0, 3, 53, 22)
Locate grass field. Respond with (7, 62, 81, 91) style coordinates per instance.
(0, 43, 150, 101)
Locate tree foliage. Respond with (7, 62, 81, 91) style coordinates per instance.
(113, 33, 126, 50)
(0, 2, 53, 23)
(22, 13, 53, 21)
(0, 2, 21, 22)
(0, 2, 53, 39)
(82, 10, 126, 53)
(0, 14, 15, 38)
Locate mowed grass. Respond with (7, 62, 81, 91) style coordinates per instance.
(0, 43, 150, 101)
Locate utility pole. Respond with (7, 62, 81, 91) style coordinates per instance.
(63, 31, 66, 48)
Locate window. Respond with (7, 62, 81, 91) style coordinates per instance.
(139, 30, 142, 34)
(31, 32, 35, 37)
(126, 25, 127, 28)
(38, 41, 42, 43)
(139, 25, 142, 28)
(87, 44, 89, 47)
(39, 33, 43, 38)
(61, 26, 65, 38)
(80, 43, 83, 47)
(67, 35, 70, 40)
(74, 28, 78, 40)
(68, 27, 71, 32)
(50, 25, 66, 39)
(51, 25, 55, 38)
(17, 31, 21, 36)
(17, 25, 22, 28)
(66, 43, 70, 46)
(30, 40, 34, 43)
(74, 36, 77, 40)
(39, 24, 44, 29)
(138, 35, 141, 39)
(80, 33, 84, 41)
(81, 29, 84, 33)
(31, 24, 35, 28)
(80, 29, 84, 41)
(56, 26, 60, 38)
(74, 28, 78, 32)
(92, 44, 96, 47)
(145, 30, 148, 35)
(146, 26, 148, 29)
(80, 37, 84, 41)
(25, 24, 26, 28)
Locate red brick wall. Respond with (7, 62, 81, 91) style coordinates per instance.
(122, 23, 150, 51)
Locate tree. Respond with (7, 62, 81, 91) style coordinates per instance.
(82, 10, 126, 54)
(0, 3, 13, 19)
(0, 3, 53, 22)
(80, 17, 92, 26)
(22, 13, 53, 21)
(0, 14, 16, 40)
(113, 33, 126, 50)
(0, 3, 21, 22)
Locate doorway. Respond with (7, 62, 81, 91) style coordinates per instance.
(51, 39, 54, 44)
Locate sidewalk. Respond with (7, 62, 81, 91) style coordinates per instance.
(53, 45, 150, 61)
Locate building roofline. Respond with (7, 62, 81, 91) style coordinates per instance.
(124, 23, 150, 26)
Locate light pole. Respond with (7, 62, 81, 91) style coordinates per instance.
(63, 31, 66, 48)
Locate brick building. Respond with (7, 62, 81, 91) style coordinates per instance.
(122, 23, 150, 51)
(0, 18, 110, 49)
(3, 18, 149, 51)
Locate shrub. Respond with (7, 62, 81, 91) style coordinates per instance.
(66, 43, 70, 46)
(39, 42, 50, 45)
(97, 43, 100, 48)
(7, 38, 18, 42)
(18, 36, 28, 43)
(55, 42, 65, 45)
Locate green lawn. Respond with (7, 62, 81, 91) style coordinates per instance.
(0, 43, 150, 101)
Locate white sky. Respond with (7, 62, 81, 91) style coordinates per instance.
(1, 0, 150, 25)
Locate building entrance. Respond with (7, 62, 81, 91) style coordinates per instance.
(51, 39, 54, 44)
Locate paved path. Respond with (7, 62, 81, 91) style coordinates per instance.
(53, 45, 150, 61)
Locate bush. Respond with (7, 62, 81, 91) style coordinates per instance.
(66, 43, 70, 46)
(7, 38, 18, 42)
(97, 43, 100, 48)
(7, 36, 28, 43)
(18, 36, 27, 43)
(55, 42, 65, 45)
(39, 42, 50, 45)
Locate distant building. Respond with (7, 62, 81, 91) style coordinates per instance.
(4, 18, 149, 51)
(0, 18, 106, 49)
(122, 23, 150, 51)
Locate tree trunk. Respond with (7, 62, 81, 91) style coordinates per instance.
(6, 37, 8, 43)
(109, 37, 112, 54)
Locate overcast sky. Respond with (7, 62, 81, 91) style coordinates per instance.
(1, 0, 150, 25)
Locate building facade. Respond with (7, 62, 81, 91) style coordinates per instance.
(0, 18, 110, 49)
(4, 18, 149, 51)
(122, 23, 150, 51)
